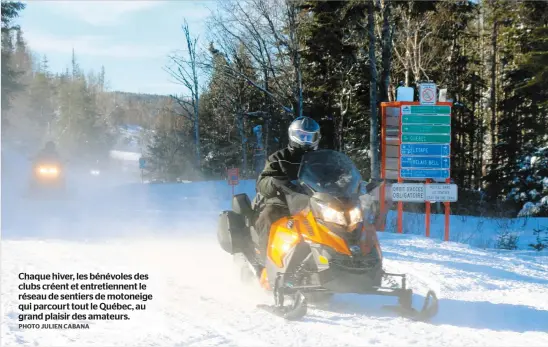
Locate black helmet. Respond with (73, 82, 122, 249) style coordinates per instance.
(288, 116, 321, 151)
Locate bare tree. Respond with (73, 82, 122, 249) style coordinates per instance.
(205, 0, 303, 117)
(165, 19, 201, 167)
(391, 1, 437, 87)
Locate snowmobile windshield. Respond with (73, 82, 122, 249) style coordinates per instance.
(298, 149, 362, 198)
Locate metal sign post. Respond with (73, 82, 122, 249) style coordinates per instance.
(227, 167, 239, 196)
(139, 157, 146, 183)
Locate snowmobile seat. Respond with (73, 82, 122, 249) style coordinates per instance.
(232, 193, 252, 215)
(232, 193, 255, 227)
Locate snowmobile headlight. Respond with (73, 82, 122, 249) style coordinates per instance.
(347, 206, 363, 227)
(38, 166, 58, 175)
(316, 202, 347, 226)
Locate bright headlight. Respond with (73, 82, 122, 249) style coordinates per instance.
(38, 167, 58, 174)
(348, 206, 363, 226)
(317, 202, 347, 226)
(315, 202, 363, 228)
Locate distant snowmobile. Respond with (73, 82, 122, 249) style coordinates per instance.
(26, 159, 67, 199)
(89, 159, 102, 177)
(217, 149, 438, 321)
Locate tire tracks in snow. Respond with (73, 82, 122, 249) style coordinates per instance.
(161, 283, 392, 347)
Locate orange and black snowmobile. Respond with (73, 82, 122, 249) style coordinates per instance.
(217, 149, 438, 321)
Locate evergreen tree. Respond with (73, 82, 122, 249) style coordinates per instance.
(1, 1, 26, 124)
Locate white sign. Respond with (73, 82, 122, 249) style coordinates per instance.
(391, 183, 425, 202)
(419, 83, 437, 105)
(425, 184, 458, 202)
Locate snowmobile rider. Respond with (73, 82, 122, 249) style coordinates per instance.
(35, 141, 61, 162)
(254, 116, 321, 261)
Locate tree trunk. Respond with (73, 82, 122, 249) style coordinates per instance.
(490, 18, 498, 167)
(404, 9, 411, 87)
(368, 1, 380, 179)
(477, 0, 486, 185)
(470, 73, 476, 187)
(379, 0, 393, 103)
(263, 67, 270, 154)
(286, 0, 303, 118)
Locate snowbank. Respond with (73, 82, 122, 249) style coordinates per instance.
(127, 178, 547, 251)
(2, 146, 548, 346)
(385, 210, 548, 251)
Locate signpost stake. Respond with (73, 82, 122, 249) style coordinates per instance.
(425, 178, 432, 238)
(444, 202, 450, 241)
(227, 167, 240, 197)
(444, 178, 451, 241)
(378, 105, 387, 232)
(397, 105, 403, 234)
(379, 184, 386, 231)
(397, 202, 403, 234)
(139, 157, 146, 184)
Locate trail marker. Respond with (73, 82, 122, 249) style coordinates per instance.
(399, 101, 451, 180)
(227, 167, 239, 196)
(379, 82, 454, 242)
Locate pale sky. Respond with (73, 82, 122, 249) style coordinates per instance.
(17, 0, 217, 96)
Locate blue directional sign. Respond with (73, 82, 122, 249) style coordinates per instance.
(139, 157, 146, 169)
(400, 169, 450, 179)
(401, 144, 450, 156)
(396, 103, 452, 181)
(401, 156, 450, 169)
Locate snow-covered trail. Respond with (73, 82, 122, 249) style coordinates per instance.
(2, 231, 548, 346)
(2, 221, 548, 346)
(2, 147, 548, 346)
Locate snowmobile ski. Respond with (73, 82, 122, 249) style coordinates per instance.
(382, 289, 438, 322)
(256, 297, 307, 321)
(257, 275, 308, 320)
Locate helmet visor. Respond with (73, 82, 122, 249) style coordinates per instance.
(290, 129, 319, 145)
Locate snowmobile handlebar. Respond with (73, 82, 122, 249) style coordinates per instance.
(364, 179, 384, 194)
(278, 180, 306, 196)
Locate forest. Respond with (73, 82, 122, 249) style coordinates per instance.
(2, 0, 547, 217)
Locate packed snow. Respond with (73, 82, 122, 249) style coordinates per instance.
(1, 146, 547, 346)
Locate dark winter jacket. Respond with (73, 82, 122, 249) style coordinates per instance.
(254, 146, 308, 207)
